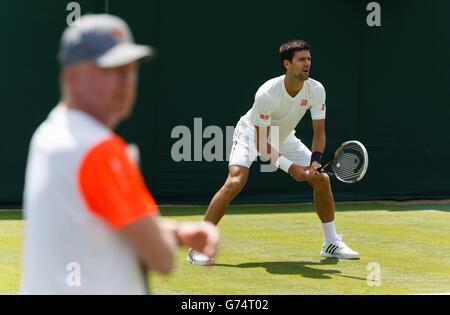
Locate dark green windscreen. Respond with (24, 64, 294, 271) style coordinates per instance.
(1, 1, 449, 206)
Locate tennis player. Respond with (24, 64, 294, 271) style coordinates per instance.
(21, 14, 219, 294)
(188, 39, 358, 265)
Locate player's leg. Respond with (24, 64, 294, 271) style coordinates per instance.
(307, 174, 358, 259)
(188, 126, 255, 265)
(205, 126, 255, 225)
(280, 133, 334, 221)
(204, 165, 249, 225)
(281, 132, 359, 259)
(309, 172, 334, 223)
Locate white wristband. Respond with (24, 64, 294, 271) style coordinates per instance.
(276, 156, 294, 173)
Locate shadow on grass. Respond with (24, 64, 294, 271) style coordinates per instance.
(214, 258, 366, 281)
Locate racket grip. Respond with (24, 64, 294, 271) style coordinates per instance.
(317, 166, 333, 176)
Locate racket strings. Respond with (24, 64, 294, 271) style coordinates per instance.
(332, 144, 366, 182)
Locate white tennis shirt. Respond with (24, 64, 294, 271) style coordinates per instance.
(238, 75, 326, 143)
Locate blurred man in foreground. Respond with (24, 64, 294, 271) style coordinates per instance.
(21, 14, 218, 294)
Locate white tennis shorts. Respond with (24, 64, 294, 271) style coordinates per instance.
(228, 127, 312, 168)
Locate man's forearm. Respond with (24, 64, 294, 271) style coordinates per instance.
(311, 133, 326, 154)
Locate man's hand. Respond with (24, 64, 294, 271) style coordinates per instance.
(309, 161, 322, 175)
(176, 221, 219, 258)
(288, 164, 312, 182)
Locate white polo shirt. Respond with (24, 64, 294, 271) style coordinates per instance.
(21, 106, 158, 295)
(238, 75, 326, 143)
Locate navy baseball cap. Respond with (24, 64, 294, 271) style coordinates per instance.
(58, 14, 156, 68)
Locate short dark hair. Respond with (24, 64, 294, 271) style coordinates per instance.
(279, 39, 311, 68)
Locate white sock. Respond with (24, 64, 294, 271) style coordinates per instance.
(322, 221, 337, 242)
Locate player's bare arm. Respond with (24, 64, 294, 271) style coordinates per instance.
(310, 119, 326, 175)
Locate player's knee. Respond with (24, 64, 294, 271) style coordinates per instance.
(225, 176, 246, 195)
(320, 172, 330, 184)
(311, 172, 330, 188)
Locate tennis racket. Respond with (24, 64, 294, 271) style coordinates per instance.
(318, 140, 369, 183)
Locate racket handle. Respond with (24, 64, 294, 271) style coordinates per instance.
(317, 166, 333, 176)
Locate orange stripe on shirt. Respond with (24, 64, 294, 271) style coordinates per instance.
(78, 135, 159, 229)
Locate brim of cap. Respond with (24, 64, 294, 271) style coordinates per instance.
(95, 43, 156, 68)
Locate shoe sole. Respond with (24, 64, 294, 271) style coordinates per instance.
(186, 256, 214, 266)
(320, 252, 360, 260)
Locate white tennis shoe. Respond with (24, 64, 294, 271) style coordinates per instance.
(187, 248, 214, 266)
(320, 234, 360, 259)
